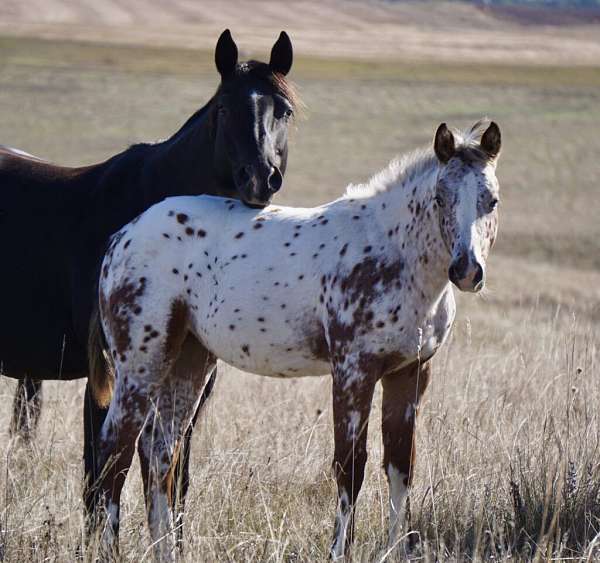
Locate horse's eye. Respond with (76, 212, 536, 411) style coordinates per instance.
(276, 106, 293, 120)
(434, 195, 445, 208)
(488, 198, 499, 212)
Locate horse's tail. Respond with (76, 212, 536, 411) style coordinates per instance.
(88, 305, 114, 408)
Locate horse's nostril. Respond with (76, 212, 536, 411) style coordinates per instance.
(268, 167, 283, 193)
(449, 253, 468, 285)
(473, 263, 484, 286)
(448, 264, 459, 284)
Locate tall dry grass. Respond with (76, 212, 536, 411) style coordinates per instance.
(1, 304, 598, 561)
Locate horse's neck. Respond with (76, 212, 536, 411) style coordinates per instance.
(370, 163, 450, 295)
(86, 115, 218, 246)
(143, 110, 229, 205)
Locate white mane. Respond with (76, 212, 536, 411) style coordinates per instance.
(344, 120, 489, 200)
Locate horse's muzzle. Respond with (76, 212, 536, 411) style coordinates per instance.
(448, 253, 485, 293)
(235, 163, 282, 207)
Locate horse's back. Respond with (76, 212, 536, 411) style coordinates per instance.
(0, 145, 46, 162)
(101, 194, 331, 378)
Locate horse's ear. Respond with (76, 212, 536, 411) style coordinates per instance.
(480, 121, 501, 160)
(434, 123, 455, 164)
(215, 29, 238, 80)
(269, 31, 293, 76)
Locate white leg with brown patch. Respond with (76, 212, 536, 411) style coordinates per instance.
(329, 353, 379, 559)
(94, 376, 150, 560)
(331, 489, 351, 560)
(386, 464, 409, 549)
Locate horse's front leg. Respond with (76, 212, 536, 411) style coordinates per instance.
(381, 361, 431, 553)
(83, 381, 110, 538)
(330, 355, 379, 560)
(10, 377, 43, 440)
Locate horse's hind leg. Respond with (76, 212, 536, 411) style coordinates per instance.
(381, 361, 431, 553)
(171, 363, 217, 549)
(137, 335, 215, 559)
(10, 377, 43, 441)
(92, 380, 149, 559)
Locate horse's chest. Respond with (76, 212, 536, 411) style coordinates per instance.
(417, 298, 454, 361)
(387, 287, 455, 363)
(328, 283, 455, 368)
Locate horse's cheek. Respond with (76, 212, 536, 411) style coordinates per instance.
(439, 213, 454, 251)
(480, 214, 498, 255)
(490, 214, 499, 249)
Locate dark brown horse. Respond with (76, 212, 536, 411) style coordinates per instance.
(0, 29, 296, 545)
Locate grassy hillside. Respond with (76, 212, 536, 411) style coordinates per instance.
(1, 1, 600, 65)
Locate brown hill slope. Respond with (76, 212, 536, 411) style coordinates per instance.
(0, 0, 599, 65)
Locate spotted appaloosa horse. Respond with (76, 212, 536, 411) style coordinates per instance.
(89, 120, 501, 559)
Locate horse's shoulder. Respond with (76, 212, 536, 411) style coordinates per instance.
(90, 143, 156, 205)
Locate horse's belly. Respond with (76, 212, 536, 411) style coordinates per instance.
(197, 324, 330, 379)
(240, 350, 330, 379)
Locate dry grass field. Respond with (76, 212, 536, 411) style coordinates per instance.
(1, 13, 600, 562)
(2, 0, 600, 65)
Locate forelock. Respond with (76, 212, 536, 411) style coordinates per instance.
(452, 119, 494, 165)
(230, 60, 300, 111)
